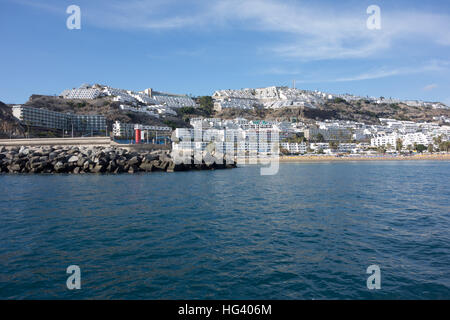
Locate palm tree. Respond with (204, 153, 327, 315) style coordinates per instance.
(377, 146, 386, 154)
(316, 133, 325, 142)
(396, 138, 403, 152)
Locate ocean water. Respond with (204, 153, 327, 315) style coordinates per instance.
(0, 161, 449, 299)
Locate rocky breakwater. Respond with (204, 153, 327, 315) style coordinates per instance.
(0, 146, 236, 174)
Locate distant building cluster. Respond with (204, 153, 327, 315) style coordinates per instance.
(369, 118, 450, 150)
(211, 86, 449, 111)
(212, 86, 326, 111)
(171, 116, 450, 156)
(60, 83, 197, 117)
(10, 83, 450, 147)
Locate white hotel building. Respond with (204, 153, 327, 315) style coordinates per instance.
(371, 132, 433, 148)
(112, 121, 171, 138)
(280, 142, 308, 154)
(173, 127, 280, 156)
(12, 105, 106, 133)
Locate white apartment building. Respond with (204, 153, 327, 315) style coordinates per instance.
(119, 105, 159, 118)
(60, 88, 102, 100)
(370, 133, 399, 148)
(371, 132, 433, 148)
(280, 142, 308, 154)
(304, 127, 352, 142)
(112, 121, 171, 138)
(212, 86, 324, 111)
(12, 105, 106, 133)
(173, 127, 280, 156)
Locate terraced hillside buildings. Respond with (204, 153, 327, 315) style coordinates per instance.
(171, 116, 450, 156)
(60, 84, 197, 116)
(212, 86, 327, 111)
(212, 86, 449, 111)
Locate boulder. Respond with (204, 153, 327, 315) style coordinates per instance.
(128, 165, 138, 174)
(139, 162, 153, 172)
(91, 164, 106, 173)
(77, 157, 86, 167)
(54, 161, 66, 173)
(19, 146, 29, 156)
(166, 161, 176, 172)
(8, 164, 21, 172)
(128, 156, 140, 166)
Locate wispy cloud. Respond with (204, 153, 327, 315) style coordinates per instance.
(255, 67, 302, 76)
(11, 0, 450, 61)
(87, 0, 450, 60)
(295, 60, 450, 83)
(423, 84, 438, 91)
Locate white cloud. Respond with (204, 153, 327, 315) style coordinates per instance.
(255, 67, 302, 75)
(12, 0, 450, 61)
(295, 60, 450, 83)
(423, 84, 438, 91)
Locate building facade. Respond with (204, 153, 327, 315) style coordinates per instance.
(112, 121, 171, 138)
(12, 105, 106, 134)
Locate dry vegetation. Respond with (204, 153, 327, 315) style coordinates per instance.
(216, 99, 450, 124)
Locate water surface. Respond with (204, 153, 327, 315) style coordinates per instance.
(0, 161, 449, 299)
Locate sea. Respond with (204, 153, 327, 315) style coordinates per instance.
(0, 161, 449, 299)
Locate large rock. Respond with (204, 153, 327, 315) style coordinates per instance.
(91, 164, 106, 173)
(7, 164, 21, 172)
(68, 155, 78, 163)
(128, 156, 141, 166)
(0, 145, 234, 174)
(143, 154, 159, 162)
(139, 162, 153, 172)
(128, 165, 138, 174)
(54, 161, 66, 173)
(19, 146, 29, 156)
(166, 161, 176, 172)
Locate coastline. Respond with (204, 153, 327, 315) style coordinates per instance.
(277, 153, 450, 162)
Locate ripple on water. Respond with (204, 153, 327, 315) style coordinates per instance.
(0, 161, 449, 299)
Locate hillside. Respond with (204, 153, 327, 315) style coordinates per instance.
(215, 99, 450, 124)
(23, 95, 189, 129)
(0, 101, 25, 138)
(3, 94, 450, 139)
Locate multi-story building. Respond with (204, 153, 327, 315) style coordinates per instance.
(371, 132, 433, 149)
(304, 127, 352, 142)
(112, 121, 171, 138)
(12, 105, 106, 134)
(60, 88, 102, 100)
(280, 142, 308, 154)
(173, 127, 280, 156)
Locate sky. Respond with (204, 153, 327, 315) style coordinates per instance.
(1, 0, 450, 104)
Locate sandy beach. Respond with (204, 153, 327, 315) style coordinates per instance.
(278, 153, 450, 162)
(235, 153, 450, 164)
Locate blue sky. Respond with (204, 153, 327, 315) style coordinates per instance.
(1, 0, 450, 104)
